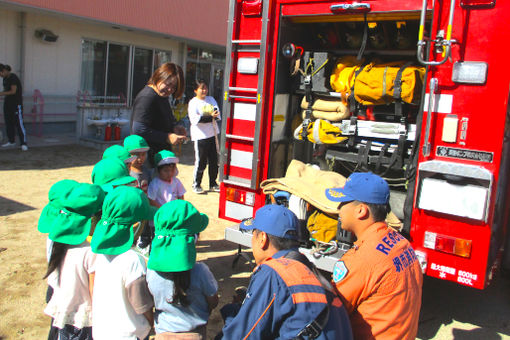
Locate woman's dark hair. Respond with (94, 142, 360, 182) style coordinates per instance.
(193, 79, 208, 91)
(148, 62, 184, 99)
(43, 242, 68, 280)
(157, 270, 191, 307)
(0, 64, 11, 72)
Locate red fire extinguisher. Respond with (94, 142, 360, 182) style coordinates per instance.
(114, 124, 121, 140)
(104, 124, 112, 141)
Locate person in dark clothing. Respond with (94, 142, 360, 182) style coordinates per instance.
(131, 62, 187, 167)
(0, 64, 27, 151)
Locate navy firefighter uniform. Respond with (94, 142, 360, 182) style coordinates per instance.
(221, 248, 353, 340)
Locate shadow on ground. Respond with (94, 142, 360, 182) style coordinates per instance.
(0, 145, 102, 171)
(0, 196, 36, 216)
(418, 275, 510, 339)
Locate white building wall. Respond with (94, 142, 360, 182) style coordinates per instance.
(0, 10, 21, 73)
(22, 12, 180, 96)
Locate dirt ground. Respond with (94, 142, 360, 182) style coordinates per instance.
(2, 143, 510, 340)
(0, 143, 252, 339)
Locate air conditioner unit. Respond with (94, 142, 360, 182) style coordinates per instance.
(34, 29, 58, 43)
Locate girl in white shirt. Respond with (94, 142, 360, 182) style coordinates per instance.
(187, 80, 221, 194)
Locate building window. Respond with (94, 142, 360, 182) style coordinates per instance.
(132, 47, 154, 102)
(106, 43, 130, 98)
(80, 39, 171, 105)
(80, 40, 106, 96)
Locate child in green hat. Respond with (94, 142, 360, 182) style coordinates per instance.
(146, 200, 218, 338)
(38, 180, 105, 340)
(147, 149, 185, 207)
(102, 144, 136, 166)
(124, 134, 151, 193)
(90, 186, 156, 340)
(91, 157, 136, 193)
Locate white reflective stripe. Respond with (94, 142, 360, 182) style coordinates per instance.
(423, 94, 453, 114)
(225, 201, 253, 220)
(17, 105, 27, 144)
(312, 119, 323, 144)
(233, 103, 256, 121)
(230, 149, 253, 169)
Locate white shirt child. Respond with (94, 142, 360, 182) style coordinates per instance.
(148, 176, 186, 206)
(188, 96, 221, 141)
(44, 242, 96, 329)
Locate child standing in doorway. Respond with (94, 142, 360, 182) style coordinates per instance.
(147, 150, 186, 207)
(187, 80, 221, 194)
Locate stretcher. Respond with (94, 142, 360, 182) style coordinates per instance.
(225, 224, 351, 272)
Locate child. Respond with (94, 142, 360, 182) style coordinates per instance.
(147, 200, 218, 339)
(90, 186, 156, 340)
(102, 144, 136, 166)
(38, 180, 105, 340)
(124, 134, 151, 193)
(148, 150, 185, 207)
(91, 157, 136, 193)
(187, 79, 221, 194)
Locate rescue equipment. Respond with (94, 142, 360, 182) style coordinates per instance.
(300, 96, 350, 122)
(293, 119, 348, 145)
(354, 61, 425, 105)
(307, 209, 338, 243)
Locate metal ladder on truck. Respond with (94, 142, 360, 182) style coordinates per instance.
(219, 0, 270, 190)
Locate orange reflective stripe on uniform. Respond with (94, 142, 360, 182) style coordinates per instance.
(263, 257, 326, 305)
(292, 292, 327, 304)
(242, 293, 276, 340)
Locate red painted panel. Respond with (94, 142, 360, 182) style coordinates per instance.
(6, 0, 228, 47)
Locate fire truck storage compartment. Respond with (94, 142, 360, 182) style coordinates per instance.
(269, 13, 431, 223)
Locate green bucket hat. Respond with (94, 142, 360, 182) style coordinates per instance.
(91, 158, 136, 193)
(124, 134, 150, 153)
(103, 145, 137, 164)
(38, 181, 105, 245)
(154, 150, 179, 167)
(91, 186, 156, 255)
(148, 200, 208, 272)
(38, 179, 81, 233)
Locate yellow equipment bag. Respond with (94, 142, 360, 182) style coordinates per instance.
(354, 61, 425, 105)
(307, 209, 338, 243)
(329, 56, 364, 95)
(294, 119, 348, 145)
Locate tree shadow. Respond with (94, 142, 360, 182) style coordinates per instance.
(418, 275, 510, 339)
(0, 196, 36, 216)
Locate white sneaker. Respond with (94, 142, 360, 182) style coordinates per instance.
(1, 142, 15, 147)
(21, 145, 28, 151)
(193, 186, 206, 194)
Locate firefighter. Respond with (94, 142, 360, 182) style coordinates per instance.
(325, 172, 423, 339)
(221, 204, 353, 340)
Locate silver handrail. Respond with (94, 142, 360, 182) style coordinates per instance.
(422, 78, 438, 157)
(417, 0, 456, 66)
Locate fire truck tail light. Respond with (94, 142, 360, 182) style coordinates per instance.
(423, 231, 472, 258)
(452, 62, 488, 84)
(225, 188, 255, 206)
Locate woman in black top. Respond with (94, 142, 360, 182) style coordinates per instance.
(0, 64, 27, 151)
(131, 62, 187, 166)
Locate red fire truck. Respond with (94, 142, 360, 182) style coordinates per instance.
(218, 0, 510, 289)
